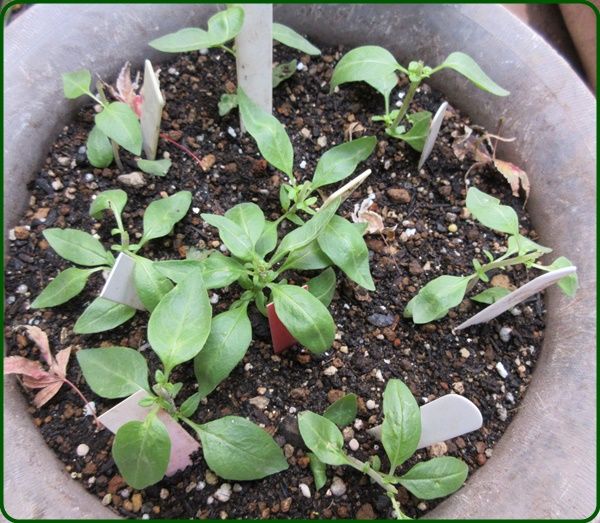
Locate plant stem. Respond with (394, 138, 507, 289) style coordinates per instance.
(219, 45, 236, 57)
(391, 81, 419, 130)
(160, 133, 204, 169)
(111, 140, 124, 171)
(61, 377, 102, 429)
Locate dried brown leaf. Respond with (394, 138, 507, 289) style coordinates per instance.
(4, 356, 49, 380)
(351, 196, 385, 234)
(494, 159, 530, 203)
(22, 374, 63, 389)
(344, 121, 366, 142)
(33, 381, 64, 408)
(51, 346, 71, 379)
(22, 325, 54, 366)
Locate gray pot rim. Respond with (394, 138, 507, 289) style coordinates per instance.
(3, 4, 596, 520)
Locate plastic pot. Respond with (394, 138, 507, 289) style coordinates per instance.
(4, 4, 596, 519)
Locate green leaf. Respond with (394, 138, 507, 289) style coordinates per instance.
(155, 254, 244, 289)
(283, 240, 332, 271)
(386, 111, 432, 152)
(547, 256, 578, 297)
(31, 267, 96, 308)
(136, 158, 172, 177)
(317, 215, 374, 291)
(272, 59, 297, 88)
(298, 411, 348, 465)
(255, 221, 279, 258)
(218, 93, 238, 116)
(206, 6, 245, 45)
(308, 452, 327, 491)
(142, 191, 192, 243)
(89, 189, 128, 220)
(271, 284, 335, 354)
(273, 198, 340, 262)
(434, 52, 509, 96)
(74, 297, 136, 334)
(148, 269, 212, 371)
(225, 202, 265, 247)
(237, 87, 294, 176)
(113, 414, 171, 490)
(95, 102, 142, 156)
(149, 27, 214, 52)
(507, 234, 552, 256)
(466, 187, 519, 235)
(194, 305, 252, 399)
(404, 275, 471, 324)
(44, 228, 113, 267)
(133, 257, 174, 311)
(179, 392, 201, 418)
(86, 125, 114, 168)
(382, 379, 421, 472)
(471, 287, 510, 304)
(62, 69, 91, 99)
(76, 346, 149, 398)
(397, 457, 468, 500)
(201, 213, 254, 260)
(154, 259, 205, 284)
(330, 46, 399, 100)
(272, 23, 320, 55)
(312, 136, 376, 188)
(324, 393, 357, 428)
(307, 267, 336, 307)
(193, 416, 288, 480)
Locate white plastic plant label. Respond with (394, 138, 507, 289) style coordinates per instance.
(368, 394, 483, 448)
(98, 390, 199, 476)
(418, 101, 448, 170)
(322, 169, 372, 208)
(235, 4, 273, 129)
(456, 266, 577, 331)
(140, 59, 165, 160)
(99, 252, 145, 310)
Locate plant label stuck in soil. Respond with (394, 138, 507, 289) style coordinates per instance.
(267, 285, 308, 354)
(140, 59, 165, 160)
(98, 389, 200, 476)
(235, 4, 273, 130)
(367, 394, 483, 447)
(418, 101, 448, 170)
(456, 266, 577, 330)
(99, 252, 145, 310)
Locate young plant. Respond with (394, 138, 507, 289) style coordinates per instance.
(404, 187, 578, 324)
(62, 68, 142, 169)
(237, 86, 376, 227)
(76, 268, 288, 489)
(4, 326, 99, 425)
(31, 189, 192, 334)
(330, 46, 509, 152)
(299, 379, 468, 520)
(148, 6, 321, 116)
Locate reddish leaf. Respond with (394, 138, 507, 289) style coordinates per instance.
(22, 374, 63, 389)
(108, 61, 142, 117)
(33, 381, 64, 408)
(51, 346, 71, 379)
(4, 356, 49, 380)
(22, 325, 54, 366)
(494, 159, 530, 203)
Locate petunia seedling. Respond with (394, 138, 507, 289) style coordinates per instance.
(31, 190, 191, 334)
(299, 379, 469, 519)
(404, 187, 578, 324)
(77, 268, 288, 490)
(330, 46, 508, 153)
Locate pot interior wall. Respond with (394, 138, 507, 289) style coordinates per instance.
(4, 4, 596, 519)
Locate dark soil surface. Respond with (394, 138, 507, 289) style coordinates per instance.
(4, 43, 546, 519)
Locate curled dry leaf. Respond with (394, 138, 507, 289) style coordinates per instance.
(494, 159, 530, 204)
(344, 121, 366, 142)
(22, 325, 53, 366)
(106, 61, 143, 118)
(351, 194, 385, 234)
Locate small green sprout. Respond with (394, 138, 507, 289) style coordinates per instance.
(330, 46, 509, 152)
(299, 379, 468, 520)
(404, 187, 578, 324)
(77, 268, 288, 490)
(31, 190, 192, 333)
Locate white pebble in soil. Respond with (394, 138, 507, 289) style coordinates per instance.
(366, 399, 377, 410)
(323, 365, 337, 376)
(348, 438, 359, 451)
(16, 284, 28, 295)
(496, 404, 508, 422)
(227, 127, 237, 138)
(496, 362, 509, 379)
(76, 443, 89, 457)
(299, 483, 311, 498)
(330, 476, 347, 497)
(499, 326, 512, 342)
(215, 483, 232, 502)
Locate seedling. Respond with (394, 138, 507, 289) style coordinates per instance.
(404, 187, 578, 324)
(330, 46, 509, 152)
(148, 6, 320, 116)
(31, 189, 192, 334)
(237, 86, 376, 227)
(62, 68, 142, 169)
(299, 379, 469, 520)
(4, 326, 98, 425)
(77, 268, 287, 489)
